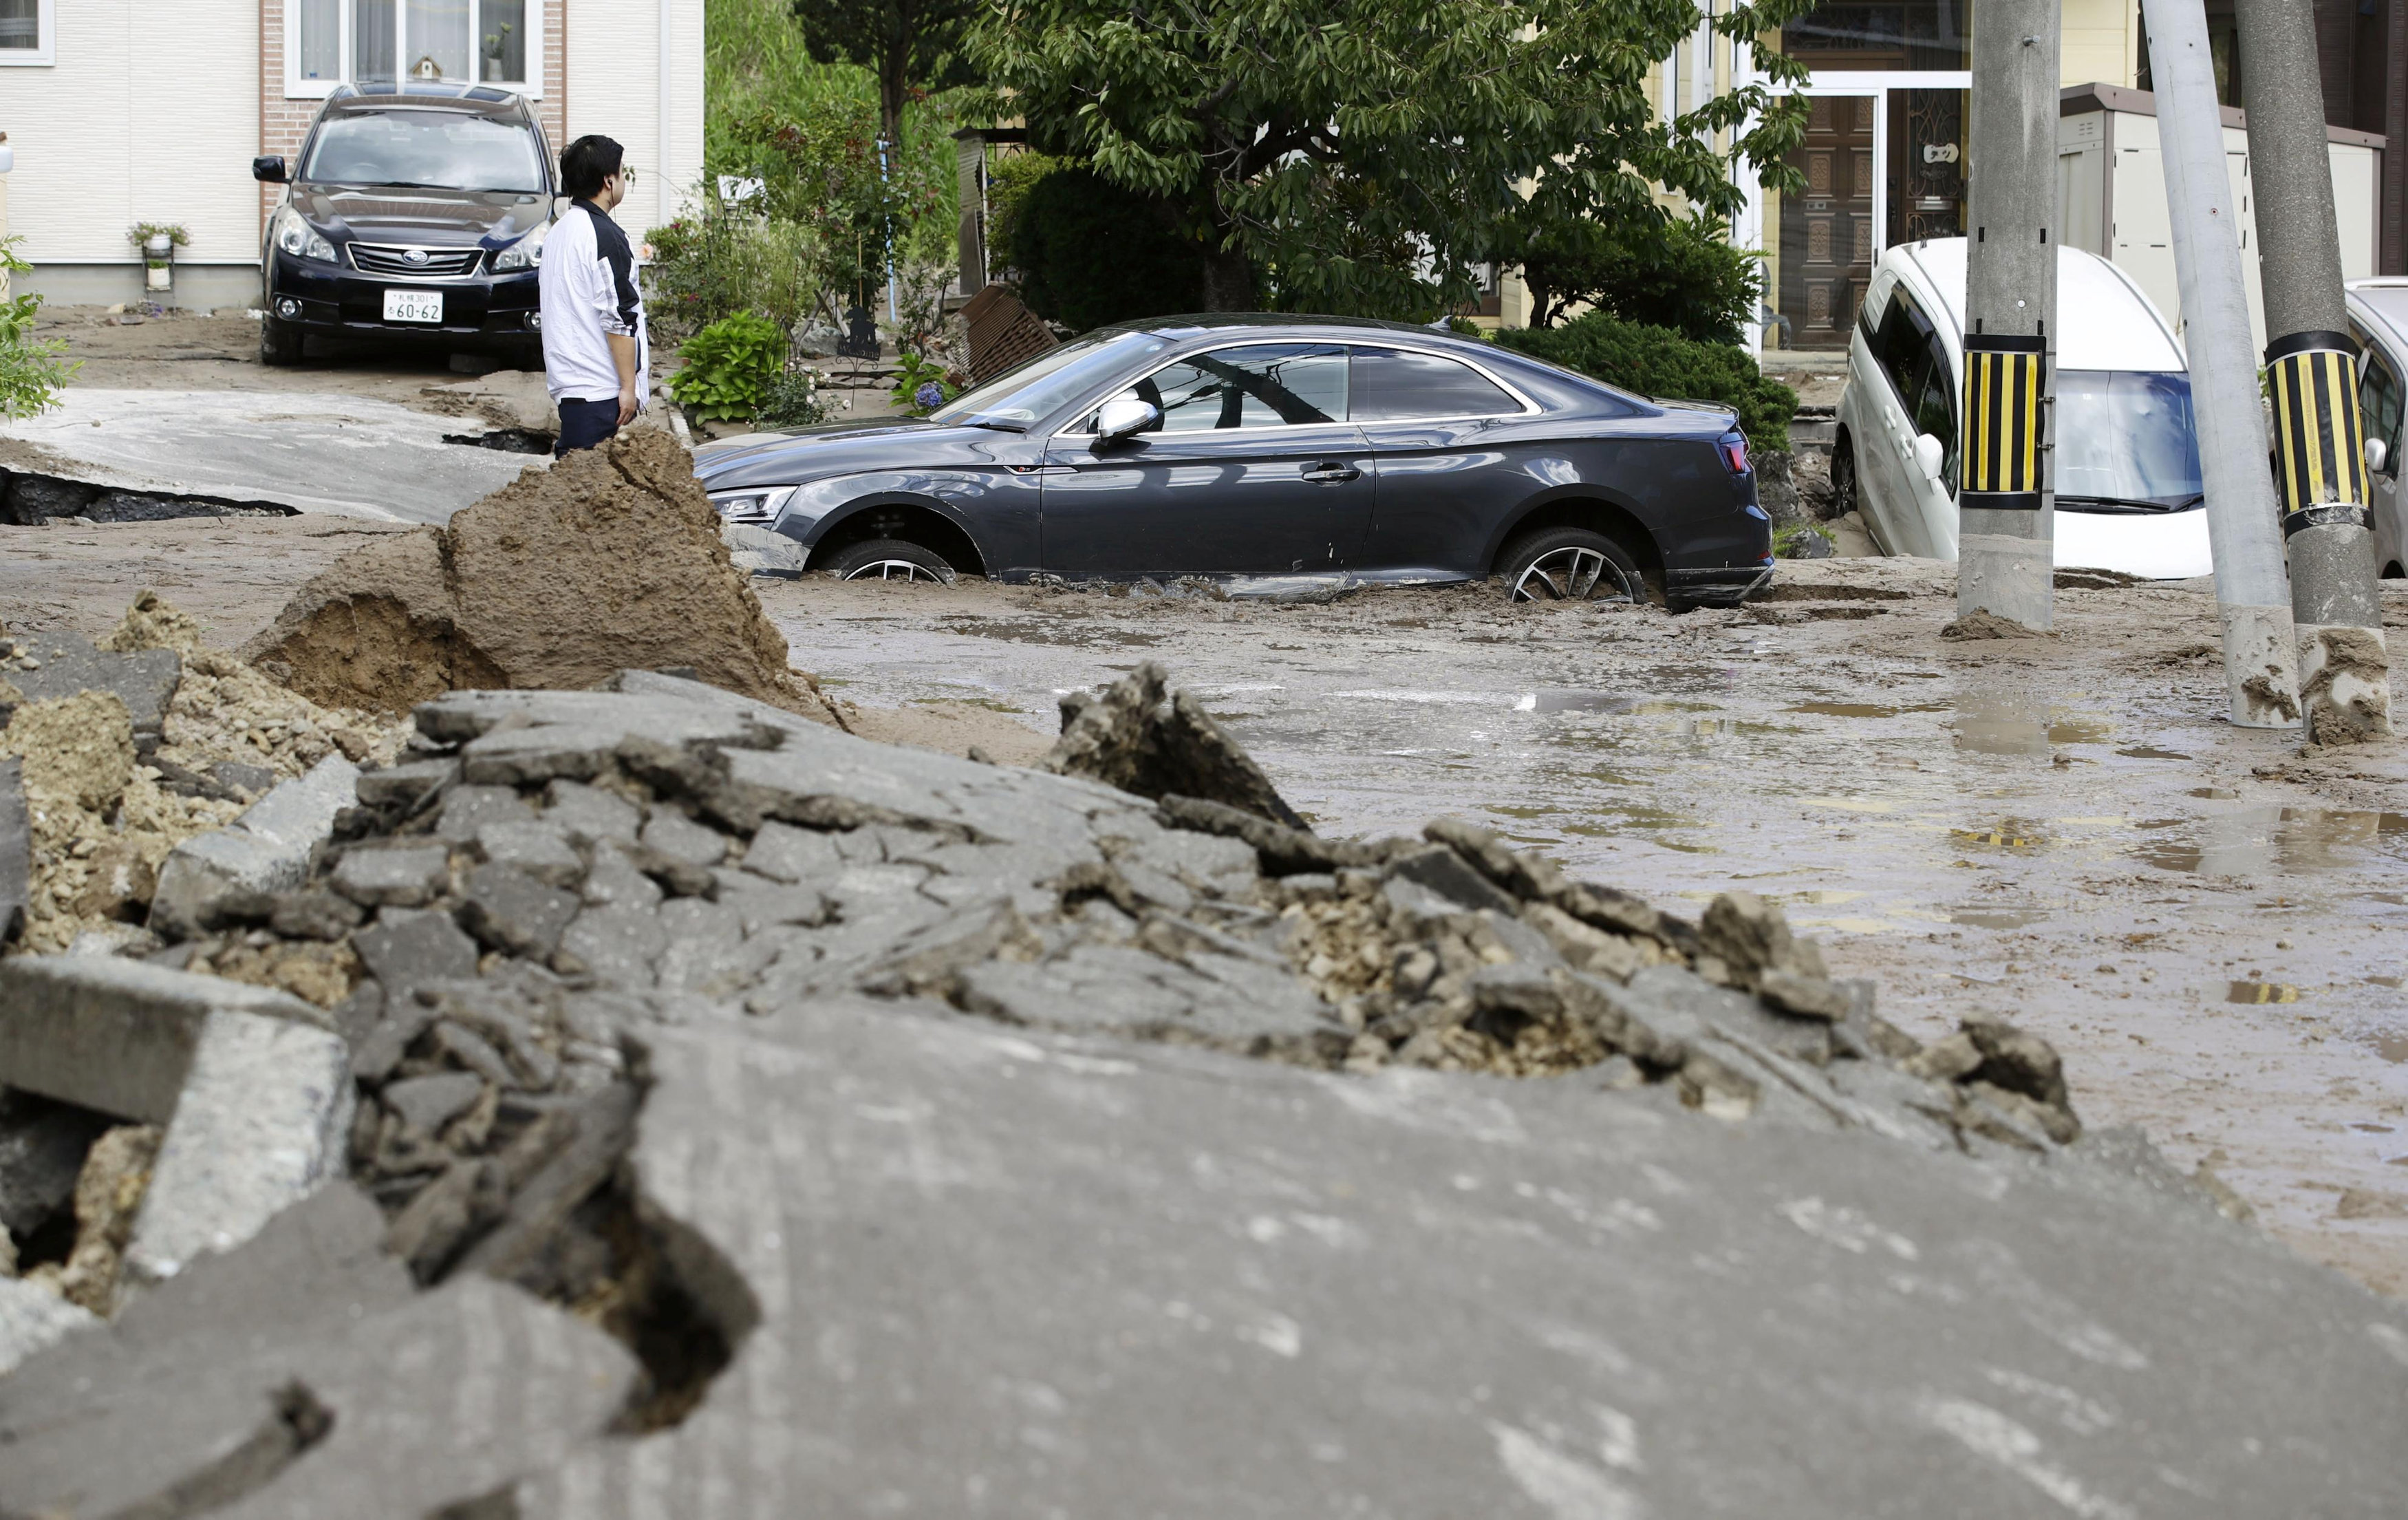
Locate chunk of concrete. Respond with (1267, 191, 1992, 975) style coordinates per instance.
(1, 629, 181, 757)
(353, 756, 459, 811)
(122, 1009, 353, 1285)
(638, 806, 730, 868)
(0, 1274, 100, 1376)
(475, 820, 586, 886)
(455, 861, 581, 959)
(0, 1091, 114, 1236)
(350, 911, 481, 1003)
(0, 757, 26, 946)
(330, 842, 453, 908)
(0, 956, 333, 1123)
(149, 754, 362, 939)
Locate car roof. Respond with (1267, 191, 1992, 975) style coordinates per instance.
(2348, 279, 2408, 351)
(1884, 237, 2186, 371)
(1091, 312, 1445, 341)
(324, 82, 532, 118)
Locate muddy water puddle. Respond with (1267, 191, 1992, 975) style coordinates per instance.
(765, 577, 2408, 1291)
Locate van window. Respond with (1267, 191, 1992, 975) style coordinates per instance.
(1909, 324, 1957, 495)
(1858, 270, 1898, 339)
(1871, 288, 1931, 407)
(2356, 327, 2402, 475)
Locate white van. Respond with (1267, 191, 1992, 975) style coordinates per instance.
(2345, 277, 2408, 577)
(1834, 238, 2211, 579)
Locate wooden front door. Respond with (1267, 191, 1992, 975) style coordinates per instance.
(1777, 95, 1876, 350)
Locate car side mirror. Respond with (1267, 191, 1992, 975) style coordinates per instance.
(1912, 432, 1945, 481)
(1092, 395, 1161, 447)
(2368, 436, 2391, 476)
(252, 156, 288, 184)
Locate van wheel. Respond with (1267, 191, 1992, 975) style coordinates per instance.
(1498, 528, 1642, 603)
(1827, 434, 1858, 520)
(826, 538, 958, 584)
(259, 315, 304, 367)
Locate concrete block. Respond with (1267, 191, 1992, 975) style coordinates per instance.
(149, 754, 362, 939)
(122, 1009, 354, 1285)
(0, 956, 333, 1124)
(353, 756, 458, 810)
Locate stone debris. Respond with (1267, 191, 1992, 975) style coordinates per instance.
(241, 429, 839, 722)
(1938, 608, 2049, 641)
(1042, 661, 1309, 827)
(0, 596, 407, 954)
(3, 662, 2400, 1514)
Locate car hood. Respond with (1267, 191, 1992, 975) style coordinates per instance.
(694, 420, 1037, 489)
(296, 186, 550, 246)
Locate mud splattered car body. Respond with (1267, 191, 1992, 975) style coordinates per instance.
(695, 316, 1772, 606)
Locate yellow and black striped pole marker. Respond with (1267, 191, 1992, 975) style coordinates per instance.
(1959, 333, 2045, 511)
(2265, 329, 2370, 533)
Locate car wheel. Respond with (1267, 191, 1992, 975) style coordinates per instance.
(258, 314, 305, 367)
(1828, 434, 1859, 520)
(1498, 528, 1642, 603)
(826, 538, 958, 584)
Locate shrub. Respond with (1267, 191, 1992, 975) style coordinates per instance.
(996, 165, 1205, 333)
(1520, 214, 1764, 345)
(757, 367, 832, 429)
(890, 351, 965, 415)
(645, 212, 826, 343)
(1497, 311, 1796, 458)
(667, 310, 788, 422)
(0, 237, 79, 419)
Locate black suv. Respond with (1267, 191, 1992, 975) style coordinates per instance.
(252, 83, 555, 367)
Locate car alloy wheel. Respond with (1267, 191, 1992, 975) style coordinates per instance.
(1513, 546, 1622, 601)
(826, 537, 960, 584)
(843, 558, 947, 583)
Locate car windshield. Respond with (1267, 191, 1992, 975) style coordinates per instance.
(2054, 370, 2204, 508)
(303, 110, 544, 191)
(929, 332, 1172, 427)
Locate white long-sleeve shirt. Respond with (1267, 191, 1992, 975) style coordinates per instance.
(538, 199, 650, 405)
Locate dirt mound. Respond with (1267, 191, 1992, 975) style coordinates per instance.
(242, 430, 828, 720)
(1939, 608, 2048, 641)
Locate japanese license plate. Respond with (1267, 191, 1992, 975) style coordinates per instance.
(383, 288, 444, 324)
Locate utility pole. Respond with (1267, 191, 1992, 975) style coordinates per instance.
(2142, 0, 2301, 727)
(2237, 0, 2393, 742)
(1956, 0, 2059, 630)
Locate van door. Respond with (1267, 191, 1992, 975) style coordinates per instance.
(2356, 323, 2407, 574)
(1859, 283, 1946, 554)
(1899, 318, 1961, 559)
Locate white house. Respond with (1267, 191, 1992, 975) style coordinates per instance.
(0, 0, 704, 309)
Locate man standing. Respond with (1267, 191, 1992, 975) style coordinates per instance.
(539, 135, 649, 455)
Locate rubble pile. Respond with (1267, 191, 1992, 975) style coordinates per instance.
(0, 595, 407, 954)
(5, 661, 2405, 1514)
(241, 429, 837, 722)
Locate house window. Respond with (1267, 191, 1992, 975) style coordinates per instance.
(0, 0, 55, 66)
(289, 0, 537, 96)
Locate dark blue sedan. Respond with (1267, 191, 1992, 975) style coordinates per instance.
(694, 315, 1774, 606)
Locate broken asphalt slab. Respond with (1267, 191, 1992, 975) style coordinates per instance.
(530, 996, 2408, 1516)
(0, 389, 544, 524)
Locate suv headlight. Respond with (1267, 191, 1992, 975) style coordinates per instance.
(492, 220, 549, 272)
(270, 206, 336, 264)
(707, 485, 797, 524)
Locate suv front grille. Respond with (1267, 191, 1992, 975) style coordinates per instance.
(350, 242, 483, 279)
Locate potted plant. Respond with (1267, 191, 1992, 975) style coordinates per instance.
(127, 223, 189, 297)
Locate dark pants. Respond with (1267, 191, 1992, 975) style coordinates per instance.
(555, 396, 622, 456)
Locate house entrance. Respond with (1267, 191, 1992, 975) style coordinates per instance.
(1775, 95, 1876, 350)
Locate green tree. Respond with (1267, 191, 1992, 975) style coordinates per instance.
(971, 0, 1814, 316)
(997, 165, 1206, 330)
(794, 0, 981, 153)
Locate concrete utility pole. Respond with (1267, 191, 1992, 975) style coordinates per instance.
(2142, 0, 2302, 727)
(2237, 0, 2393, 742)
(1956, 0, 2060, 630)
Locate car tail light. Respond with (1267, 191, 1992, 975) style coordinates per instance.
(1718, 433, 1750, 475)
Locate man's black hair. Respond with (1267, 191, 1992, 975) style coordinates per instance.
(561, 134, 625, 200)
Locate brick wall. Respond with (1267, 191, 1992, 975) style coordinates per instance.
(256, 0, 570, 233)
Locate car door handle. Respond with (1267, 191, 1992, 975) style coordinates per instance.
(1302, 462, 1361, 484)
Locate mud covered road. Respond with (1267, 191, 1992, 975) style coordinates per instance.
(7, 515, 2407, 1297)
